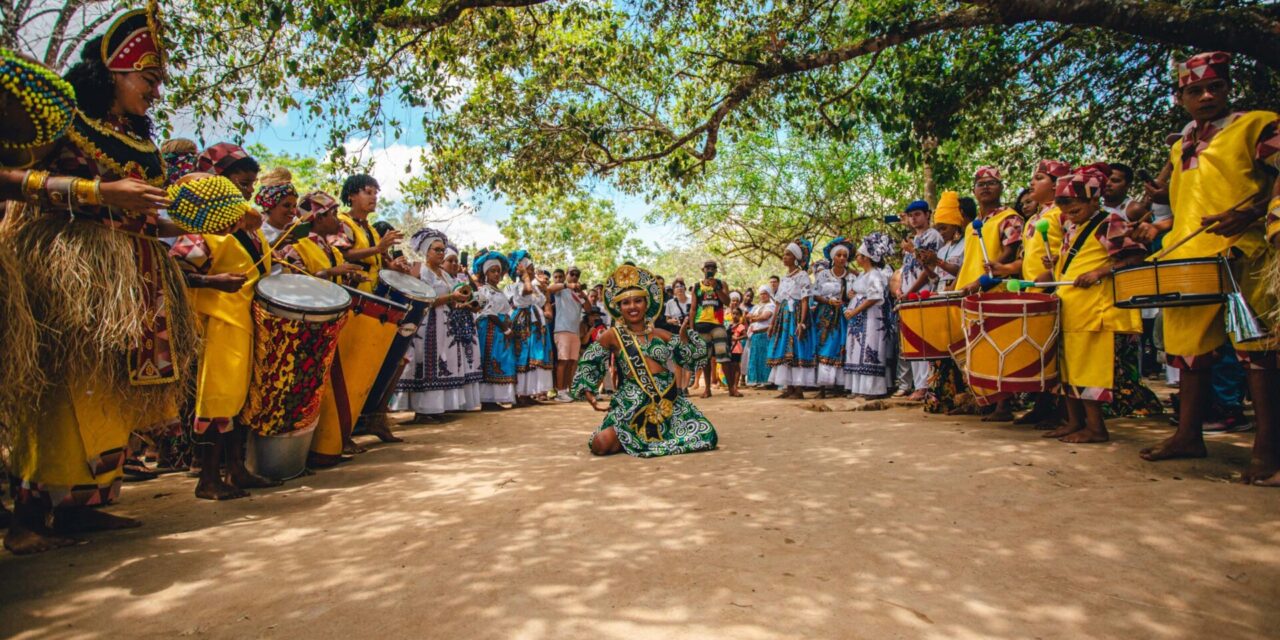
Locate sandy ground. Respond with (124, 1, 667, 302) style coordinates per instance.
(2, 389, 1279, 640)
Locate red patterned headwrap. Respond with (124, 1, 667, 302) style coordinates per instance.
(1035, 159, 1072, 180)
(974, 166, 1002, 183)
(297, 191, 339, 220)
(255, 183, 297, 210)
(1055, 163, 1111, 200)
(196, 142, 250, 176)
(1176, 52, 1231, 89)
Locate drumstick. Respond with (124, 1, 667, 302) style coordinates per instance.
(241, 215, 308, 276)
(972, 219, 993, 274)
(1151, 191, 1264, 261)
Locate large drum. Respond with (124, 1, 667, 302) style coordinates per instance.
(310, 288, 408, 466)
(1112, 257, 1228, 309)
(962, 292, 1060, 399)
(240, 275, 350, 480)
(359, 270, 436, 424)
(240, 274, 350, 436)
(898, 295, 964, 361)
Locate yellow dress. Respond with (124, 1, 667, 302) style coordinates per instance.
(183, 230, 272, 433)
(955, 207, 1024, 292)
(1054, 213, 1143, 400)
(281, 233, 347, 282)
(1021, 206, 1064, 286)
(1161, 110, 1280, 364)
(337, 213, 383, 293)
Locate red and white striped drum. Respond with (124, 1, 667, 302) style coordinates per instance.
(962, 292, 1060, 402)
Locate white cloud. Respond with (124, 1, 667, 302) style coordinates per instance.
(342, 139, 426, 201)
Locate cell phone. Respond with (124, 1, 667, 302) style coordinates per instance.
(460, 250, 469, 268)
(388, 247, 404, 261)
(882, 214, 902, 225)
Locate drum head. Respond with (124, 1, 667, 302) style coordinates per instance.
(379, 270, 436, 302)
(256, 274, 352, 313)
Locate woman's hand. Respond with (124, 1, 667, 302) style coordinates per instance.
(1074, 268, 1104, 289)
(99, 178, 170, 213)
(583, 391, 608, 412)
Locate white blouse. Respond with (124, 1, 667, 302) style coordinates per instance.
(477, 284, 513, 317)
(774, 270, 812, 309)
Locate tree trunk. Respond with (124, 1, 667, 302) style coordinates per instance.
(920, 134, 939, 206)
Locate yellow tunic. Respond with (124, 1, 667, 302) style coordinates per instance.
(337, 213, 383, 293)
(1162, 110, 1279, 362)
(290, 234, 347, 282)
(1054, 214, 1141, 398)
(193, 230, 272, 429)
(1021, 206, 1064, 283)
(956, 207, 1022, 291)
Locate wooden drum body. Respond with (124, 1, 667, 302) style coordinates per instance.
(962, 292, 1060, 396)
(1112, 257, 1228, 309)
(898, 296, 964, 361)
(311, 288, 408, 464)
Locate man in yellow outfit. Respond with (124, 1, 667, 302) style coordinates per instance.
(1140, 52, 1280, 489)
(332, 174, 407, 292)
(171, 144, 281, 500)
(957, 166, 1025, 421)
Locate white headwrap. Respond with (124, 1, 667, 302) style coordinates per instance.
(482, 256, 504, 274)
(786, 242, 804, 262)
(730, 291, 742, 301)
(830, 243, 850, 257)
(757, 284, 771, 296)
(444, 245, 459, 259)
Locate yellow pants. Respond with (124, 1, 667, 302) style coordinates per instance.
(194, 316, 253, 433)
(8, 380, 136, 508)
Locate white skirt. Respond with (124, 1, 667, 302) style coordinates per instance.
(769, 364, 815, 388)
(480, 383, 516, 404)
(516, 369, 553, 396)
(815, 363, 844, 387)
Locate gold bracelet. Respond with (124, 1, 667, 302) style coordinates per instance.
(73, 177, 101, 207)
(21, 170, 49, 202)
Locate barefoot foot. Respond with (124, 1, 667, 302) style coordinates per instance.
(1043, 423, 1082, 439)
(1241, 458, 1280, 485)
(1059, 428, 1109, 444)
(52, 507, 141, 534)
(981, 410, 1014, 423)
(1252, 469, 1280, 487)
(228, 470, 282, 490)
(1139, 437, 1208, 462)
(4, 524, 82, 555)
(194, 477, 248, 501)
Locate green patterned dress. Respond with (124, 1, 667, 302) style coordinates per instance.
(571, 327, 718, 457)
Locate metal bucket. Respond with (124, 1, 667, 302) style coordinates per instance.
(246, 424, 317, 481)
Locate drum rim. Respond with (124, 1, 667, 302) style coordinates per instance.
(255, 274, 352, 314)
(961, 291, 1059, 313)
(1113, 256, 1225, 273)
(898, 297, 963, 309)
(377, 270, 437, 302)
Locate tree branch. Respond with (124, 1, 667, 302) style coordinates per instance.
(377, 0, 552, 31)
(970, 0, 1280, 69)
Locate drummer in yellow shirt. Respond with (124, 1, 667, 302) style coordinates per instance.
(1014, 159, 1072, 427)
(957, 166, 1025, 421)
(1140, 52, 1280, 488)
(1033, 164, 1147, 444)
(332, 174, 409, 292)
(276, 191, 368, 286)
(171, 144, 282, 500)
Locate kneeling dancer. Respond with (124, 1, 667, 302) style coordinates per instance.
(573, 265, 718, 457)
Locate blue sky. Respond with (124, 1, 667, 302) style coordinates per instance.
(241, 105, 683, 249)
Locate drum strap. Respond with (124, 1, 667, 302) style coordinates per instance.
(1060, 212, 1107, 275)
(233, 229, 267, 276)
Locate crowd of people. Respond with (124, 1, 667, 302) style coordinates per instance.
(0, 4, 1277, 558)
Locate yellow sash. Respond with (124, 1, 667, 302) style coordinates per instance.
(338, 212, 382, 292)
